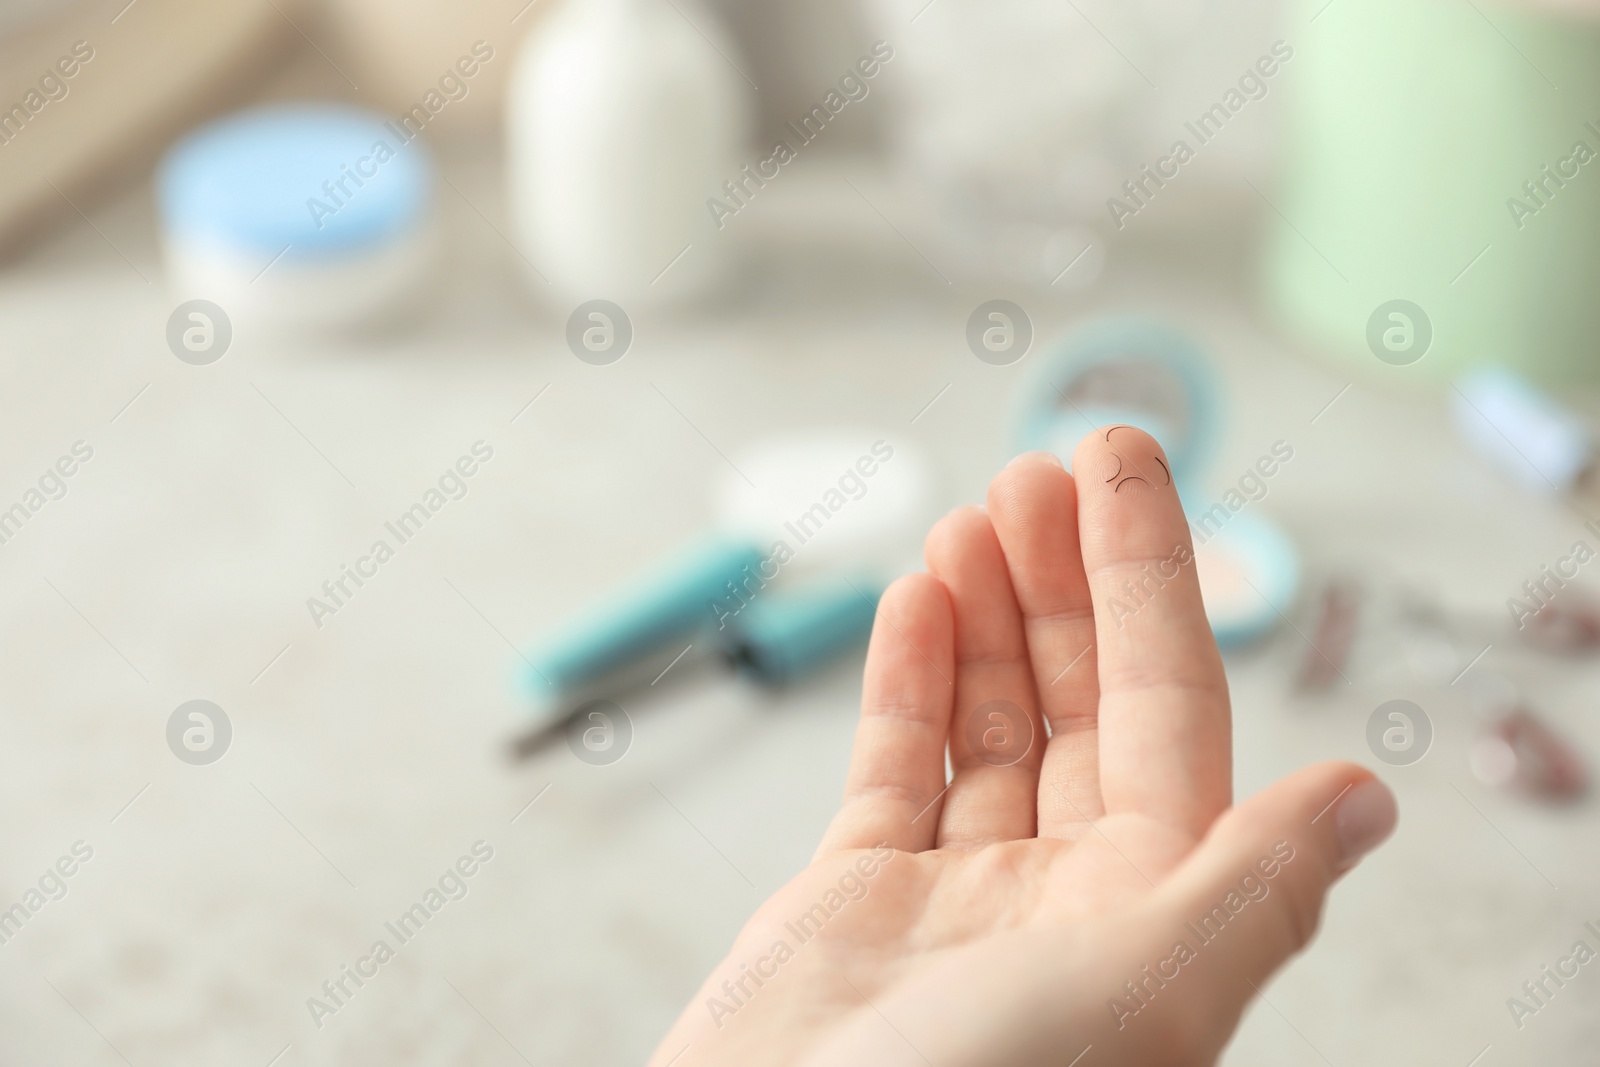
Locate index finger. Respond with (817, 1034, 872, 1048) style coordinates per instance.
(1072, 425, 1231, 839)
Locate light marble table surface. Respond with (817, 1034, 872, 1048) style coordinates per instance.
(1, 138, 1598, 1067)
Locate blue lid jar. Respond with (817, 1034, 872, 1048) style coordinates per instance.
(158, 104, 433, 262)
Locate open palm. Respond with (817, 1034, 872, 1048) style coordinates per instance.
(652, 428, 1396, 1067)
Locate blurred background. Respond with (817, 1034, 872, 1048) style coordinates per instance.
(3, 0, 1600, 1063)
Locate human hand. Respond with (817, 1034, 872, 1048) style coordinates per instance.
(650, 428, 1397, 1067)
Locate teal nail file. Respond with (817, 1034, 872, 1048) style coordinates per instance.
(523, 537, 765, 724)
(723, 577, 883, 685)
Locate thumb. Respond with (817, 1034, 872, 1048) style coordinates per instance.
(1144, 762, 1397, 1049)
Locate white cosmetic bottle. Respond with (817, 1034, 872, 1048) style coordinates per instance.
(506, 0, 747, 308)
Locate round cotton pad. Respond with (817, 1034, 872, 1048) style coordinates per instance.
(712, 431, 934, 577)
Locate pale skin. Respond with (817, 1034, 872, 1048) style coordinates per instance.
(651, 428, 1399, 1067)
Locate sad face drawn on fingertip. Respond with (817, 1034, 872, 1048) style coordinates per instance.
(1100, 426, 1173, 493)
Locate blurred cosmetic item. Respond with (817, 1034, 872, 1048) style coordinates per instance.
(1451, 367, 1599, 499)
(1521, 587, 1600, 653)
(1297, 576, 1361, 690)
(724, 575, 882, 685)
(516, 429, 928, 752)
(863, 0, 1130, 288)
(1301, 568, 1600, 690)
(712, 430, 934, 580)
(521, 537, 766, 725)
(158, 105, 435, 333)
(708, 0, 885, 154)
(1193, 514, 1300, 647)
(1014, 317, 1220, 487)
(1466, 680, 1589, 802)
(0, 0, 294, 260)
(861, 0, 1281, 288)
(322, 0, 546, 137)
(1017, 317, 1301, 646)
(514, 532, 886, 757)
(1294, 569, 1593, 799)
(506, 0, 747, 306)
(1266, 0, 1600, 382)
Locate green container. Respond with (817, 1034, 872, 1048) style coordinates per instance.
(1265, 0, 1600, 383)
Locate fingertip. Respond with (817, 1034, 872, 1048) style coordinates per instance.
(1136, 761, 1397, 1049)
(923, 504, 994, 574)
(879, 570, 951, 626)
(826, 571, 956, 858)
(1221, 761, 1397, 875)
(1004, 449, 1064, 470)
(868, 573, 954, 671)
(988, 451, 1077, 523)
(1332, 776, 1397, 871)
(1071, 425, 1174, 497)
